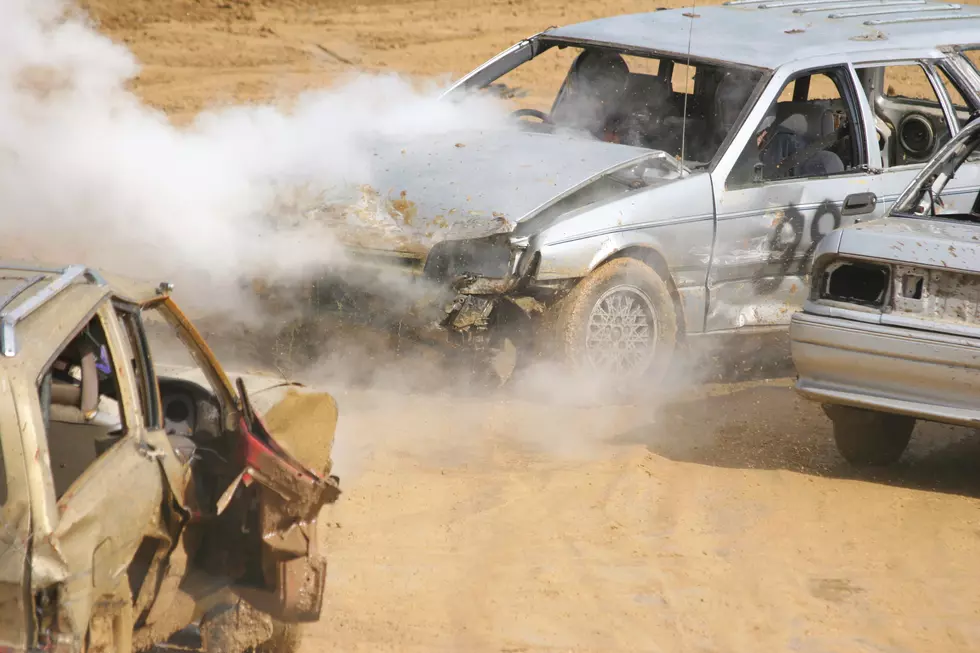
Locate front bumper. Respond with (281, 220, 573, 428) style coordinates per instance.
(790, 310, 980, 427)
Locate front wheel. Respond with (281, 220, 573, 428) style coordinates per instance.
(552, 258, 678, 384)
(824, 404, 915, 467)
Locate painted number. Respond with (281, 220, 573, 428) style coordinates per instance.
(752, 200, 842, 294)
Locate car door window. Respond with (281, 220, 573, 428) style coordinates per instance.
(37, 311, 131, 499)
(861, 63, 953, 167)
(728, 68, 865, 189)
(114, 303, 161, 429)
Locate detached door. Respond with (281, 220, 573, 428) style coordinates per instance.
(707, 65, 879, 332)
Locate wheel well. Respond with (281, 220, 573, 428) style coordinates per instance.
(603, 247, 687, 336)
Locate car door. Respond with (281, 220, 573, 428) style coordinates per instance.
(706, 64, 879, 332)
(29, 301, 170, 637)
(853, 57, 980, 215)
(0, 377, 33, 652)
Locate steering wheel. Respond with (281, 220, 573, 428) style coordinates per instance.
(511, 108, 554, 125)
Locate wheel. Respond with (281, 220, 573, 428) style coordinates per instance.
(254, 621, 302, 653)
(200, 601, 273, 653)
(823, 404, 915, 467)
(552, 257, 678, 383)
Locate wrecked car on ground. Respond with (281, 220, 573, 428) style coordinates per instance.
(791, 114, 980, 467)
(302, 0, 980, 382)
(0, 263, 341, 653)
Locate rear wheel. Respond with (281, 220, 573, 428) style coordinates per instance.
(552, 257, 678, 384)
(824, 404, 915, 467)
(254, 621, 302, 653)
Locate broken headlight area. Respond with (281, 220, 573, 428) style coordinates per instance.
(817, 258, 891, 307)
(424, 235, 544, 336)
(423, 234, 523, 286)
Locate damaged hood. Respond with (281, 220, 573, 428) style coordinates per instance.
(839, 215, 980, 273)
(307, 129, 665, 255)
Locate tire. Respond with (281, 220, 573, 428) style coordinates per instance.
(552, 257, 678, 384)
(824, 404, 915, 467)
(254, 621, 302, 653)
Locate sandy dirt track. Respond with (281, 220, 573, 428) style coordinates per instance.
(77, 1, 980, 651)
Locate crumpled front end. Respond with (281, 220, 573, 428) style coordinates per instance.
(226, 380, 341, 623)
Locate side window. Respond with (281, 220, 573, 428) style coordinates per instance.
(865, 63, 953, 167)
(483, 43, 582, 114)
(935, 64, 974, 130)
(728, 67, 864, 188)
(961, 47, 980, 79)
(37, 313, 128, 499)
(114, 304, 160, 429)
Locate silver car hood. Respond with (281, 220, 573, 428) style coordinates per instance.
(308, 129, 667, 255)
(838, 216, 980, 273)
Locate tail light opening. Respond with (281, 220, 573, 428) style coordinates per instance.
(819, 259, 891, 307)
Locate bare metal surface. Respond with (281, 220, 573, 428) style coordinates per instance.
(791, 310, 980, 426)
(546, 1, 980, 68)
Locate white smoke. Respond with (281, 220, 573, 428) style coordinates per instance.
(0, 0, 510, 315)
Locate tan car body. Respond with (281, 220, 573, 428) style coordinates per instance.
(0, 263, 340, 653)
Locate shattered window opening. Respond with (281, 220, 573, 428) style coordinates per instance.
(728, 67, 862, 188)
(481, 41, 764, 164)
(37, 311, 127, 500)
(115, 303, 161, 429)
(822, 261, 890, 307)
(862, 62, 954, 167)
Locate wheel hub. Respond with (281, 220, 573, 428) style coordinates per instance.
(585, 284, 657, 374)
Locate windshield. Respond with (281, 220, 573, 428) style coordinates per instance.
(472, 40, 765, 166)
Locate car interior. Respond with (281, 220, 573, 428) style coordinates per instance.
(509, 44, 764, 164)
(725, 67, 863, 188)
(510, 44, 869, 178)
(856, 63, 973, 168)
(38, 315, 125, 499)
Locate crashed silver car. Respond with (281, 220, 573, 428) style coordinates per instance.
(307, 0, 980, 381)
(791, 114, 980, 467)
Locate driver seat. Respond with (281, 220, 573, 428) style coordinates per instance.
(550, 50, 630, 136)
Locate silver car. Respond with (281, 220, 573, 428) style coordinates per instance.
(791, 114, 980, 467)
(311, 0, 980, 382)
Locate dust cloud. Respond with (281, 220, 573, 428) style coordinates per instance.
(0, 0, 509, 321)
(2, 0, 707, 484)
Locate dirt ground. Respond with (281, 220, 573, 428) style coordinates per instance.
(78, 0, 980, 651)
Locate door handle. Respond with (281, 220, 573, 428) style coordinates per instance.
(842, 192, 877, 216)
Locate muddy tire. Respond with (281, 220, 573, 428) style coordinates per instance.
(552, 257, 678, 384)
(254, 621, 302, 653)
(824, 405, 915, 467)
(200, 601, 274, 653)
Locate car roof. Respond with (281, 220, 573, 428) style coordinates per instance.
(0, 262, 159, 364)
(546, 0, 980, 70)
